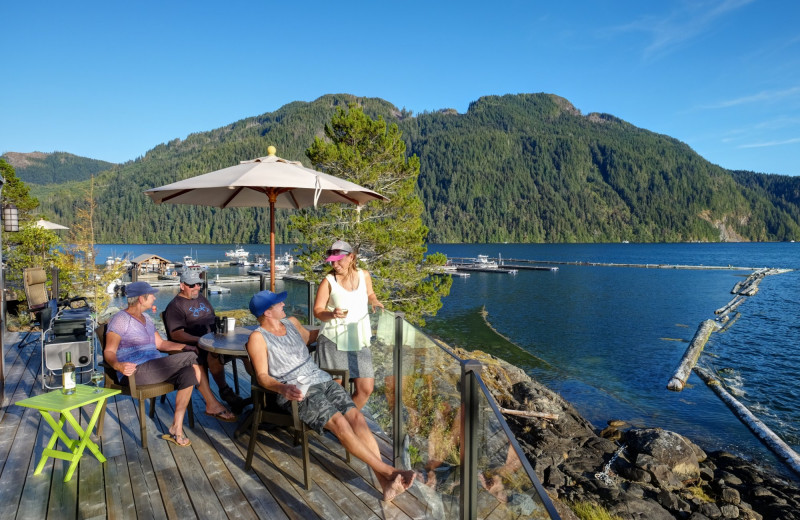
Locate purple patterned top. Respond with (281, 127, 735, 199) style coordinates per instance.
(107, 310, 162, 366)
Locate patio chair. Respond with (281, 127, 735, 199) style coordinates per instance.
(241, 329, 351, 490)
(19, 267, 50, 348)
(21, 267, 92, 349)
(243, 367, 350, 490)
(95, 324, 195, 449)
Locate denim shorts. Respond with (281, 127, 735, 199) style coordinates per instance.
(280, 379, 356, 433)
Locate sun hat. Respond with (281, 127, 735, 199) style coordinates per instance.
(324, 240, 353, 262)
(180, 270, 203, 285)
(126, 281, 159, 298)
(249, 290, 288, 317)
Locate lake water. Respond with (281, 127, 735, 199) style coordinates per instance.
(96, 242, 800, 476)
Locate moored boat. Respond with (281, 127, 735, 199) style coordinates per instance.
(475, 254, 498, 268)
(225, 247, 249, 259)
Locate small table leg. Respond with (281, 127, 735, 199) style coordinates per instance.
(35, 398, 110, 482)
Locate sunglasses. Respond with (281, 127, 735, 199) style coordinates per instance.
(327, 249, 351, 257)
(183, 282, 201, 288)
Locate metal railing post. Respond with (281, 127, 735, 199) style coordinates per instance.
(392, 311, 405, 467)
(460, 359, 482, 520)
(51, 267, 60, 301)
(307, 280, 316, 326)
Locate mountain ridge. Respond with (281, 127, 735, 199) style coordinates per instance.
(9, 92, 800, 243)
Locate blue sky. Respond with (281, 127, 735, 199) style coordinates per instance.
(2, 1, 799, 175)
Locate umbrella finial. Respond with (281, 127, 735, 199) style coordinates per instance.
(267, 146, 276, 156)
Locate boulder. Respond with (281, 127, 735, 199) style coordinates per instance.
(626, 428, 701, 481)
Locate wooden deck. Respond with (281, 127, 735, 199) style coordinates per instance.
(0, 332, 434, 520)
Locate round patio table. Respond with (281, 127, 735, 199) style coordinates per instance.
(198, 325, 255, 397)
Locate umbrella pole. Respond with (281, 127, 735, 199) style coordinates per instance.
(269, 195, 276, 291)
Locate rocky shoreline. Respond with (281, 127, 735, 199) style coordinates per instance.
(459, 347, 800, 520)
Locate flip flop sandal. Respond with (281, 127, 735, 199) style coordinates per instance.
(162, 433, 191, 447)
(205, 409, 237, 422)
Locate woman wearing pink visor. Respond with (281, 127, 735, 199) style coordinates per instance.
(313, 240, 384, 410)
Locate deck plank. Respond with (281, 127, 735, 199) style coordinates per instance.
(0, 353, 47, 519)
(0, 343, 42, 473)
(145, 397, 203, 519)
(117, 395, 166, 519)
(250, 427, 347, 519)
(173, 393, 258, 520)
(78, 403, 107, 520)
(13, 406, 51, 520)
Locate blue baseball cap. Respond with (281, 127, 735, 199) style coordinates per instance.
(249, 290, 288, 317)
(126, 281, 159, 298)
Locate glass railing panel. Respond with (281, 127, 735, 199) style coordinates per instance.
(473, 374, 556, 519)
(280, 277, 314, 324)
(403, 315, 464, 517)
(363, 309, 395, 437)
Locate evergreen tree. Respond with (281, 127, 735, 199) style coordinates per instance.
(291, 105, 451, 325)
(0, 159, 60, 301)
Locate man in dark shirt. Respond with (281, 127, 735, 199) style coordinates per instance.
(163, 270, 246, 414)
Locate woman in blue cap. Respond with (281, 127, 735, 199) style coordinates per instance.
(313, 240, 383, 410)
(104, 281, 236, 447)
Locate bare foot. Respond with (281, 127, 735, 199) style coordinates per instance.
(479, 473, 508, 503)
(382, 470, 416, 502)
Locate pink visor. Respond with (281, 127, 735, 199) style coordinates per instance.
(325, 249, 350, 262)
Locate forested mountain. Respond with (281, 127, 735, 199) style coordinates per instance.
(23, 93, 800, 243)
(1, 151, 116, 185)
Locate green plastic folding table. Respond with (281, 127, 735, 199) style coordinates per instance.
(16, 384, 121, 482)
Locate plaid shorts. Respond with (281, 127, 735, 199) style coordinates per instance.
(279, 379, 356, 434)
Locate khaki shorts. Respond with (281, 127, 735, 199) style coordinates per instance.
(279, 379, 356, 433)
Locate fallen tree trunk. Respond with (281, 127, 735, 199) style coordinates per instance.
(667, 319, 720, 392)
(694, 365, 800, 478)
(497, 407, 559, 421)
(715, 294, 745, 316)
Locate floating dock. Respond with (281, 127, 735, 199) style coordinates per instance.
(453, 265, 518, 274)
(502, 264, 559, 271)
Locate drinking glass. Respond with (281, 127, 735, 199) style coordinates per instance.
(90, 370, 104, 393)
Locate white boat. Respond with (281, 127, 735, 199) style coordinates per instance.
(106, 278, 123, 294)
(274, 252, 293, 272)
(182, 255, 201, 267)
(475, 255, 498, 268)
(225, 247, 249, 259)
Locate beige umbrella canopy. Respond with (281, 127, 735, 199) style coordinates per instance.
(145, 146, 387, 289)
(34, 218, 69, 230)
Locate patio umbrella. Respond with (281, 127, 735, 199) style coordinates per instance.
(144, 146, 387, 290)
(34, 219, 69, 230)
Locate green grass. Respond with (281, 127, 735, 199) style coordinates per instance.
(569, 501, 623, 520)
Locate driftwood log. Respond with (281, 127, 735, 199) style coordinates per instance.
(667, 319, 720, 392)
(715, 294, 746, 316)
(695, 365, 800, 478)
(497, 407, 559, 421)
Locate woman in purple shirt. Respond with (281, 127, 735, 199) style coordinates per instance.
(104, 282, 235, 447)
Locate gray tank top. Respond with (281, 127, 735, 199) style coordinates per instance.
(257, 319, 330, 386)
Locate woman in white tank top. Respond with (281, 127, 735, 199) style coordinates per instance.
(313, 240, 383, 410)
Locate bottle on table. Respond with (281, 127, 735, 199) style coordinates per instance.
(62, 351, 76, 395)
